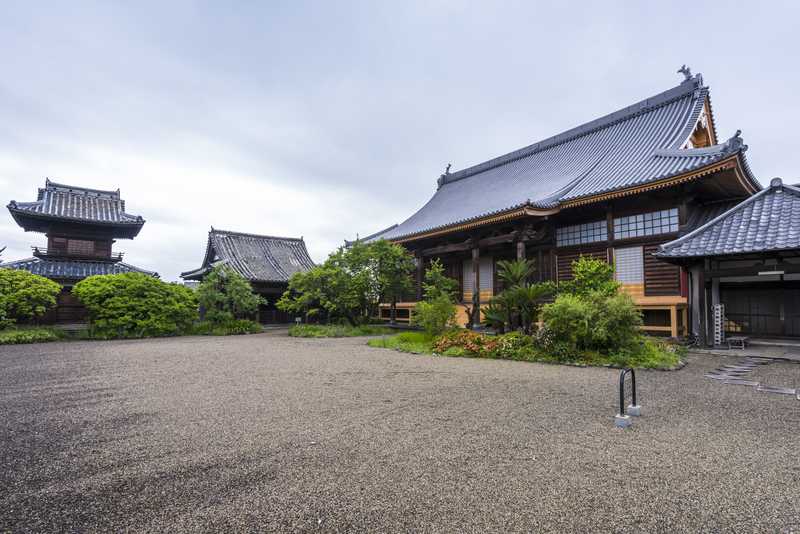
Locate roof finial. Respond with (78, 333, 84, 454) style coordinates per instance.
(722, 129, 746, 155)
(677, 64, 692, 81)
(436, 163, 452, 189)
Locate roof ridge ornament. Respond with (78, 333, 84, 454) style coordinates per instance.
(721, 129, 746, 155)
(678, 64, 692, 81)
(436, 163, 452, 189)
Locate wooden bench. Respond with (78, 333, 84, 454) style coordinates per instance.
(727, 336, 749, 350)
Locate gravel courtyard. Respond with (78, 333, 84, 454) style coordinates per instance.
(2, 333, 799, 533)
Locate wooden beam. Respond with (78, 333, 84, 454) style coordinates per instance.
(420, 232, 520, 257)
(705, 262, 800, 278)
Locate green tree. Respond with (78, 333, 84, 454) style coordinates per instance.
(278, 240, 415, 326)
(413, 259, 459, 335)
(371, 240, 414, 324)
(73, 273, 197, 338)
(0, 269, 61, 327)
(196, 264, 265, 325)
(422, 258, 459, 302)
(278, 262, 360, 324)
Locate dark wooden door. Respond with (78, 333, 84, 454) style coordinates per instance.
(721, 283, 800, 338)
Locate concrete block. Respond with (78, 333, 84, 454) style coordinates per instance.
(627, 404, 641, 417)
(614, 414, 632, 428)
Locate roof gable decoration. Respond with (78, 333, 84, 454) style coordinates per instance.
(657, 178, 800, 259)
(368, 69, 760, 243)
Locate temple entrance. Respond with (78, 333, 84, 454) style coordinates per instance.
(721, 281, 800, 338)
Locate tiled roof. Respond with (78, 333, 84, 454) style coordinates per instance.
(657, 178, 800, 258)
(1, 258, 158, 280)
(373, 74, 759, 242)
(7, 179, 144, 226)
(180, 229, 316, 283)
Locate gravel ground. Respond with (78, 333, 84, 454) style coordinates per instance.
(1, 334, 799, 533)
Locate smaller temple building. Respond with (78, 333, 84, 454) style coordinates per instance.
(180, 229, 316, 324)
(3, 179, 158, 323)
(657, 178, 800, 343)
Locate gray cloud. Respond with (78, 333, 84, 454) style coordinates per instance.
(2, 1, 798, 280)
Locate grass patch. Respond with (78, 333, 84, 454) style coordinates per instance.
(190, 319, 263, 336)
(289, 324, 393, 338)
(0, 326, 65, 345)
(369, 330, 683, 370)
(367, 331, 435, 353)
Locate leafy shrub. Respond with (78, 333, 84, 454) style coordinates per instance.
(482, 260, 555, 334)
(192, 319, 263, 336)
(197, 265, 264, 325)
(73, 273, 197, 339)
(540, 291, 642, 355)
(289, 324, 392, 337)
(413, 294, 457, 336)
(0, 269, 61, 327)
(559, 256, 620, 297)
(0, 327, 64, 345)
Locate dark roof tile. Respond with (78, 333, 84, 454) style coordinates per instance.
(181, 229, 315, 283)
(1, 258, 158, 280)
(657, 178, 800, 258)
(372, 75, 758, 242)
(7, 179, 144, 226)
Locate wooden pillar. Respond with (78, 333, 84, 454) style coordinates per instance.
(471, 247, 480, 329)
(669, 306, 678, 338)
(415, 251, 424, 301)
(696, 267, 708, 346)
(606, 206, 615, 267)
(516, 240, 526, 261)
(536, 249, 543, 281)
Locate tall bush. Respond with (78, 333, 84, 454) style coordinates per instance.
(413, 259, 458, 335)
(540, 292, 642, 354)
(196, 264, 264, 325)
(73, 273, 197, 338)
(0, 269, 61, 327)
(540, 256, 642, 355)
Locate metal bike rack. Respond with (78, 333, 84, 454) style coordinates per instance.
(615, 368, 641, 428)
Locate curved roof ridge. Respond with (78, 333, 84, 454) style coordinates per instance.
(441, 75, 705, 187)
(210, 228, 304, 241)
(43, 178, 121, 199)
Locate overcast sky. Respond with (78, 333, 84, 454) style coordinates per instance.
(2, 2, 799, 281)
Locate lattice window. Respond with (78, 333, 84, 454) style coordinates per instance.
(613, 208, 678, 240)
(67, 239, 95, 256)
(462, 257, 493, 295)
(556, 220, 607, 247)
(614, 246, 643, 284)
